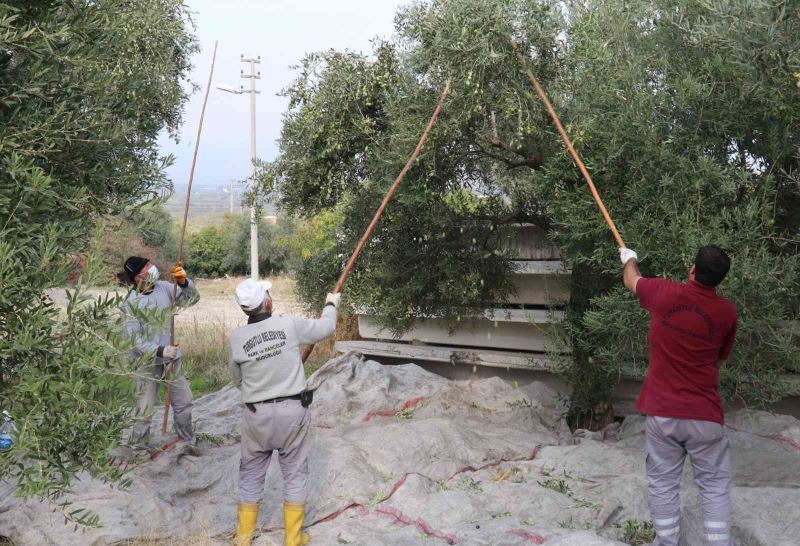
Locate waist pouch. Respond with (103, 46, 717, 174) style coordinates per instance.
(245, 391, 313, 412)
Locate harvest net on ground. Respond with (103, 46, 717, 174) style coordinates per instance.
(2, 352, 799, 545)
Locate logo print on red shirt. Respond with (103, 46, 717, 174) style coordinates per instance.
(660, 305, 717, 342)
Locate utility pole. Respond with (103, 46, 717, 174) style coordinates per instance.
(241, 55, 261, 280)
(216, 55, 261, 280)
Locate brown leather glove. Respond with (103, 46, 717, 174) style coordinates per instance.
(171, 262, 187, 286)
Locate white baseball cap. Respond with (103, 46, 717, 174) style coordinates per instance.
(234, 278, 273, 312)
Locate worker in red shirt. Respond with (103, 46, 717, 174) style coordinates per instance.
(620, 245, 737, 546)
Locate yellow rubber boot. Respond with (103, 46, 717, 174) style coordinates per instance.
(235, 502, 259, 546)
(283, 502, 310, 546)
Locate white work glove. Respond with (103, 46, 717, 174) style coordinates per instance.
(325, 292, 341, 309)
(619, 247, 638, 265)
(161, 345, 179, 360)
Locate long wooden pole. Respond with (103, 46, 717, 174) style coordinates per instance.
(300, 79, 452, 363)
(162, 41, 219, 434)
(511, 42, 625, 248)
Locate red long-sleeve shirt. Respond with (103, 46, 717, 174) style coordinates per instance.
(635, 278, 738, 424)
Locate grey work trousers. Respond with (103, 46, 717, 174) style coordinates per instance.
(238, 399, 310, 504)
(130, 359, 195, 444)
(645, 416, 732, 546)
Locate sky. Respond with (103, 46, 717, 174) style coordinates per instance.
(157, 0, 407, 191)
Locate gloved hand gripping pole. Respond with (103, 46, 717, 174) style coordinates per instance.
(300, 79, 452, 364)
(161, 41, 219, 434)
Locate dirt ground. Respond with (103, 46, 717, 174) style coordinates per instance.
(47, 275, 309, 329)
(45, 276, 342, 385)
(174, 275, 309, 328)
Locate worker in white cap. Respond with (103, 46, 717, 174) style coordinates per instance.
(229, 278, 339, 546)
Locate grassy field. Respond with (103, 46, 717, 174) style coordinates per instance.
(189, 275, 297, 299)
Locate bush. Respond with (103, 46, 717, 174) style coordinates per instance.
(97, 203, 179, 285)
(163, 213, 302, 280)
(185, 223, 232, 278)
(133, 202, 179, 254)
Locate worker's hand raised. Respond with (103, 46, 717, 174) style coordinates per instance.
(325, 292, 341, 309)
(171, 262, 187, 285)
(619, 247, 638, 265)
(162, 345, 179, 360)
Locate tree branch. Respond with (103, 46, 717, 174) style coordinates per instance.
(476, 135, 544, 171)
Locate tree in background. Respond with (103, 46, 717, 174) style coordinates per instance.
(0, 0, 196, 523)
(185, 222, 232, 278)
(262, 0, 799, 428)
(178, 213, 297, 278)
(134, 202, 179, 253)
(224, 214, 297, 277)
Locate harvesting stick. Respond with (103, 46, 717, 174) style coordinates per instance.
(511, 41, 625, 248)
(300, 79, 452, 364)
(162, 41, 219, 434)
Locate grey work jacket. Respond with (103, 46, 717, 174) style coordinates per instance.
(229, 305, 337, 403)
(121, 279, 199, 363)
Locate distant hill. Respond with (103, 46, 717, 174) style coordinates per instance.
(164, 182, 277, 222)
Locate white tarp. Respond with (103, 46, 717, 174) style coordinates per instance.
(1, 352, 798, 545)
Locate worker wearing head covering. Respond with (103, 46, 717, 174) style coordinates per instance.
(620, 245, 737, 546)
(120, 256, 200, 445)
(229, 278, 339, 546)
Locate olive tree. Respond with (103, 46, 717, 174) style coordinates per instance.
(267, 0, 565, 331)
(0, 0, 196, 523)
(545, 0, 800, 426)
(262, 0, 799, 428)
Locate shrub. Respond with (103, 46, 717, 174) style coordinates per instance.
(97, 203, 179, 285)
(185, 223, 232, 278)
